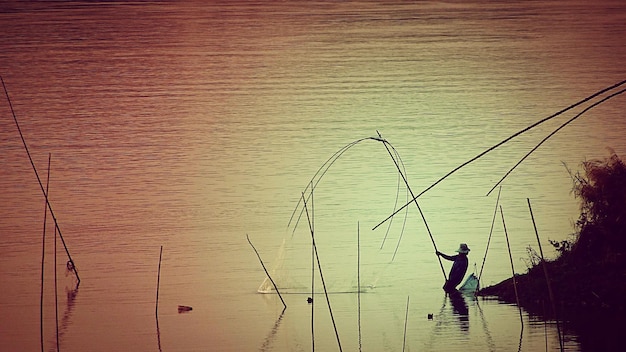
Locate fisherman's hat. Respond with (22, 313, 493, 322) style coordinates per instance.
(456, 243, 470, 254)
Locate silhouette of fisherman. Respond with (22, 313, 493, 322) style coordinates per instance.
(436, 243, 470, 293)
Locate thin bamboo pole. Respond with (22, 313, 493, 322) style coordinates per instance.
(54, 225, 59, 352)
(156, 246, 163, 352)
(40, 153, 51, 352)
(1, 77, 80, 284)
(402, 296, 410, 352)
(246, 235, 287, 311)
(357, 222, 362, 352)
(478, 185, 502, 287)
(310, 185, 315, 352)
(527, 199, 564, 352)
(500, 206, 523, 326)
(302, 192, 342, 352)
(156, 246, 163, 317)
(487, 87, 626, 196)
(372, 79, 626, 231)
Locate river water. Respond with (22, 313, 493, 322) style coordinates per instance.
(1, 1, 625, 351)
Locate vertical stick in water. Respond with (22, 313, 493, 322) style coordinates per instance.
(527, 199, 564, 352)
(156, 246, 163, 317)
(499, 206, 523, 325)
(40, 153, 51, 352)
(357, 222, 362, 352)
(310, 185, 315, 352)
(402, 296, 410, 352)
(54, 225, 60, 352)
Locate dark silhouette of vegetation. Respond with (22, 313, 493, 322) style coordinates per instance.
(479, 152, 626, 351)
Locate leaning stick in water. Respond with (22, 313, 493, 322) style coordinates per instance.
(527, 199, 564, 352)
(1, 76, 80, 284)
(246, 235, 287, 311)
(156, 246, 163, 317)
(500, 206, 523, 326)
(478, 185, 502, 287)
(402, 295, 410, 352)
(374, 131, 447, 280)
(40, 153, 51, 352)
(487, 87, 626, 196)
(302, 191, 343, 352)
(372, 79, 626, 231)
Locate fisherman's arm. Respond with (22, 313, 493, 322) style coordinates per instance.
(436, 251, 456, 261)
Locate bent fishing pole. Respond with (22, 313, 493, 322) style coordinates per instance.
(374, 131, 447, 280)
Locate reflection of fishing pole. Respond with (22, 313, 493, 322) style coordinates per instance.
(259, 309, 285, 352)
(374, 131, 447, 280)
(1, 77, 80, 284)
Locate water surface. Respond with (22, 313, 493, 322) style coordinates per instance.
(1, 1, 625, 351)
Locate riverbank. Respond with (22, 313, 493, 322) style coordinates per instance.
(478, 152, 626, 350)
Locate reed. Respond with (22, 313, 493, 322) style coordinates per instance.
(527, 199, 564, 352)
(372, 79, 626, 231)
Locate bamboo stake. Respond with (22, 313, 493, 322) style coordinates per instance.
(1, 76, 80, 284)
(375, 131, 447, 280)
(357, 222, 362, 352)
(246, 235, 287, 311)
(156, 246, 163, 352)
(500, 206, 523, 327)
(527, 199, 564, 352)
(156, 246, 163, 317)
(54, 225, 59, 352)
(402, 296, 410, 352)
(372, 79, 626, 231)
(40, 153, 51, 352)
(310, 184, 315, 352)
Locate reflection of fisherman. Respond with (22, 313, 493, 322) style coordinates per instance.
(436, 243, 470, 292)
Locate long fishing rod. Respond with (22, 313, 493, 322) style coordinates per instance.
(372, 79, 626, 231)
(486, 87, 626, 196)
(374, 131, 447, 280)
(1, 76, 80, 284)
